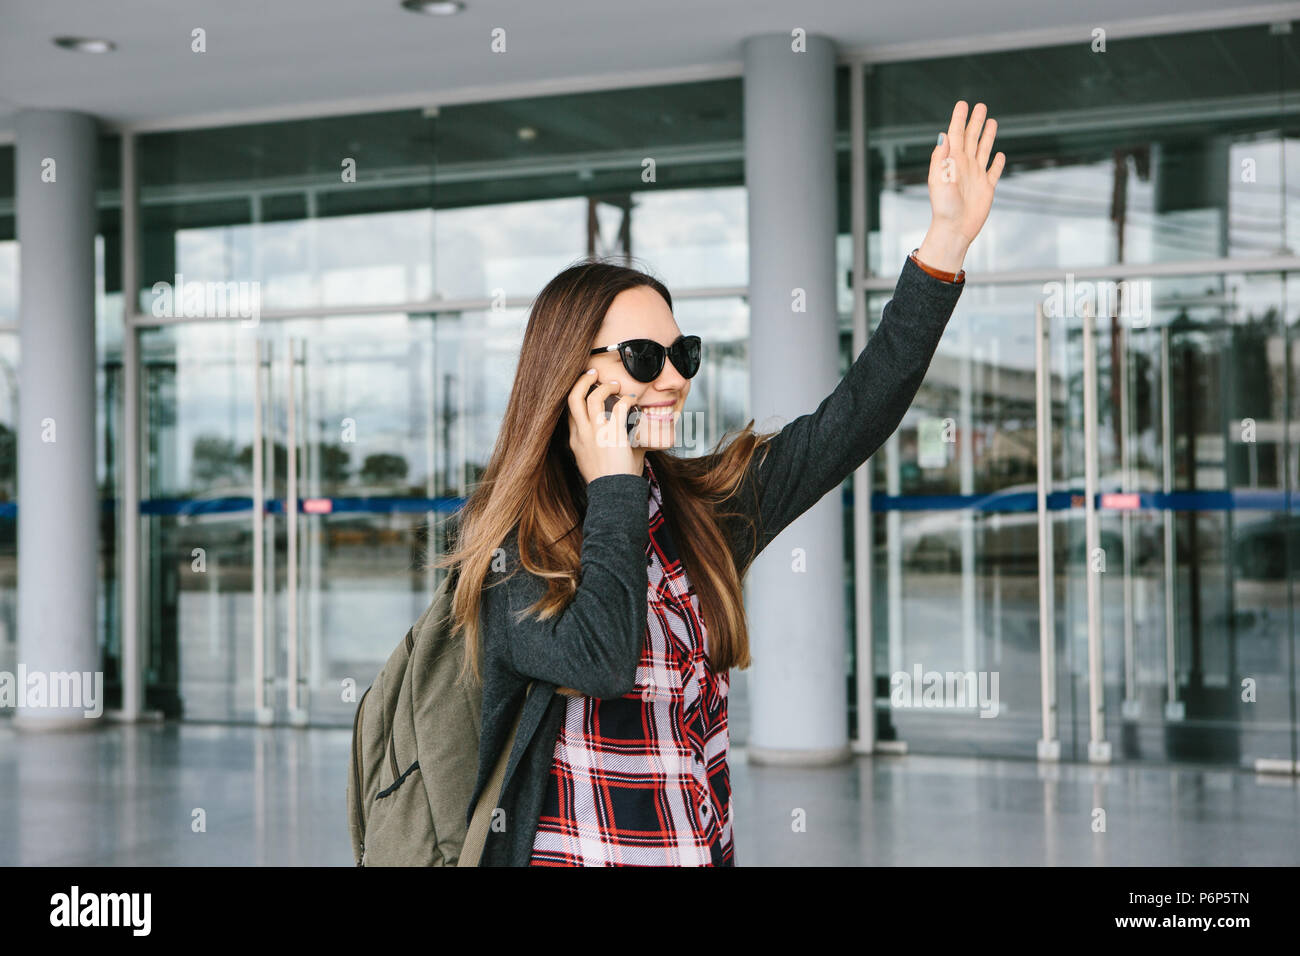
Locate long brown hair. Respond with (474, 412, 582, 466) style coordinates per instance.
(431, 257, 776, 693)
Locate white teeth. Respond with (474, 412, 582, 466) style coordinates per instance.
(637, 406, 675, 419)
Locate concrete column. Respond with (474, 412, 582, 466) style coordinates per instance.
(14, 110, 101, 731)
(742, 35, 849, 766)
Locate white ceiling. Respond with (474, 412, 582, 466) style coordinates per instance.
(0, 0, 1294, 135)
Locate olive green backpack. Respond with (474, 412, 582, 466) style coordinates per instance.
(347, 568, 535, 866)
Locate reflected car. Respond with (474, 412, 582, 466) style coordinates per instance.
(1232, 514, 1300, 581)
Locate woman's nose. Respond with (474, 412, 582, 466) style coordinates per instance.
(658, 362, 688, 389)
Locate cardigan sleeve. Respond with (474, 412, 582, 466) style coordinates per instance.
(481, 472, 650, 699)
(734, 254, 964, 563)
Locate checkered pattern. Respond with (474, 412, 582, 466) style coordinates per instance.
(528, 457, 734, 866)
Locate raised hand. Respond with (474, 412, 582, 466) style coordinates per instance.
(916, 100, 1005, 275)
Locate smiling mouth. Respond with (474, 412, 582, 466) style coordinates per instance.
(635, 405, 677, 421)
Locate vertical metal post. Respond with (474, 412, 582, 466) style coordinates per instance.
(1035, 301, 1060, 759)
(1119, 317, 1139, 720)
(990, 336, 1002, 671)
(286, 337, 303, 724)
(425, 325, 438, 602)
(306, 340, 323, 693)
(1161, 326, 1183, 720)
(252, 338, 269, 723)
(960, 328, 975, 671)
(849, 58, 875, 752)
(264, 342, 277, 723)
(886, 432, 903, 683)
(706, 350, 719, 458)
(1083, 301, 1111, 762)
(120, 132, 142, 721)
(431, 317, 447, 608)
(457, 340, 468, 492)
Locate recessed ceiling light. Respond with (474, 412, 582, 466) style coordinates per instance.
(517, 126, 537, 141)
(401, 0, 465, 14)
(53, 36, 116, 53)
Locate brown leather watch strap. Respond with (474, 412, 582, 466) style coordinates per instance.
(910, 248, 965, 284)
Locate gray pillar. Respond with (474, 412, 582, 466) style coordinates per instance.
(14, 110, 101, 731)
(742, 35, 849, 766)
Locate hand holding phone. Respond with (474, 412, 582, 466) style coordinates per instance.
(566, 370, 640, 484)
(605, 394, 642, 438)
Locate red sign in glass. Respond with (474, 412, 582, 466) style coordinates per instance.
(302, 498, 333, 514)
(1100, 493, 1140, 510)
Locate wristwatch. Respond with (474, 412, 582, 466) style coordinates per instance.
(910, 248, 965, 284)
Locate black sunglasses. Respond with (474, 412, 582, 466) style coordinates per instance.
(589, 334, 702, 383)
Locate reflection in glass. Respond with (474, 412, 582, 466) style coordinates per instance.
(867, 23, 1298, 273)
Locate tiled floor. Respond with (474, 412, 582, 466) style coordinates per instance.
(1, 721, 1296, 865)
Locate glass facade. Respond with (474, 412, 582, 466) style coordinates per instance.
(135, 80, 748, 314)
(858, 22, 1300, 764)
(4, 20, 1299, 772)
(867, 26, 1298, 272)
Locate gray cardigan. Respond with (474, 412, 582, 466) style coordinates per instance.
(464, 254, 964, 865)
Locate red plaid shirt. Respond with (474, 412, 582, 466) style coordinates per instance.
(528, 457, 734, 866)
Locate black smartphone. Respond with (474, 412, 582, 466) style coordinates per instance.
(604, 393, 641, 436)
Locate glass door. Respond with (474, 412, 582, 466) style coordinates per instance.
(141, 316, 447, 724)
(140, 307, 533, 725)
(1052, 272, 1298, 768)
(266, 318, 444, 725)
(141, 322, 260, 720)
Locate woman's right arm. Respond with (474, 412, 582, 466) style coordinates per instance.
(480, 472, 649, 699)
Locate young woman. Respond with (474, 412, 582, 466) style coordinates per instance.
(438, 100, 1003, 866)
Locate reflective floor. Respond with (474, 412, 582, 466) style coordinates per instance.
(1, 720, 1296, 866)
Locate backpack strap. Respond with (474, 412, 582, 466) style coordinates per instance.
(458, 679, 537, 867)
